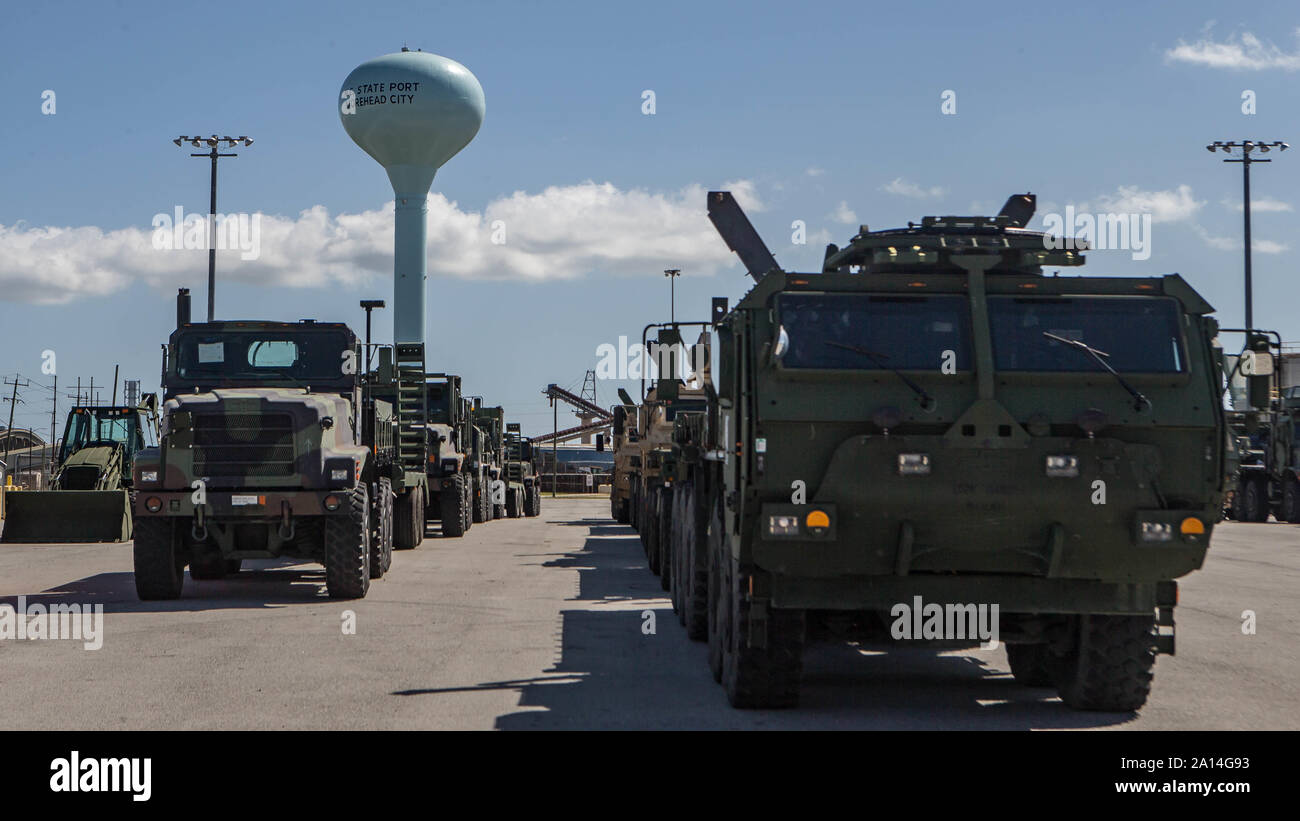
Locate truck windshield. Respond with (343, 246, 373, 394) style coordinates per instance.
(176, 331, 351, 382)
(774, 294, 971, 371)
(989, 296, 1185, 373)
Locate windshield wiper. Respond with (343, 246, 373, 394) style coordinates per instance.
(1042, 332, 1150, 411)
(824, 341, 935, 410)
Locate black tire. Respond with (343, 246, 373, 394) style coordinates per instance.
(613, 496, 628, 523)
(629, 481, 640, 532)
(484, 479, 495, 522)
(1242, 477, 1269, 522)
(1006, 643, 1054, 687)
(707, 498, 725, 682)
(370, 477, 393, 579)
(472, 478, 486, 524)
(720, 558, 805, 709)
(529, 485, 541, 517)
(506, 487, 521, 518)
(645, 487, 661, 574)
(133, 517, 185, 600)
(463, 478, 473, 532)
(1053, 614, 1156, 711)
(441, 476, 467, 537)
(1281, 476, 1300, 523)
(225, 559, 243, 575)
(393, 488, 423, 550)
(682, 483, 709, 641)
(324, 486, 370, 599)
(670, 486, 685, 622)
(657, 486, 672, 592)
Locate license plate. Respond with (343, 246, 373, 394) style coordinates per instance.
(231, 495, 260, 506)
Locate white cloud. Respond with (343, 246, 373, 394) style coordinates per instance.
(880, 177, 946, 199)
(805, 167, 825, 177)
(1192, 224, 1288, 253)
(1221, 196, 1293, 212)
(1094, 184, 1203, 223)
(830, 201, 858, 224)
(0, 181, 746, 305)
(1165, 29, 1300, 71)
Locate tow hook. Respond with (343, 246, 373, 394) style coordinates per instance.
(278, 501, 295, 540)
(191, 506, 208, 543)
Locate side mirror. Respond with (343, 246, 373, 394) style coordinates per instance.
(612, 406, 625, 437)
(596, 434, 605, 452)
(1242, 346, 1274, 410)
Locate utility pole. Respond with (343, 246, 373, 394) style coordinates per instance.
(49, 373, 57, 469)
(110, 364, 119, 406)
(3, 374, 31, 468)
(174, 134, 253, 322)
(1206, 140, 1288, 330)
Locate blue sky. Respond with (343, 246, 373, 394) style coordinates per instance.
(2, 0, 1299, 437)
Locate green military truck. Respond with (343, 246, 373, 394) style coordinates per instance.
(1221, 330, 1300, 521)
(131, 291, 405, 599)
(470, 403, 504, 524)
(679, 190, 1226, 711)
(423, 374, 476, 537)
(503, 422, 541, 518)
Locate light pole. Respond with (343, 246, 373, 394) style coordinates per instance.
(174, 134, 253, 322)
(664, 268, 681, 323)
(1206, 140, 1288, 330)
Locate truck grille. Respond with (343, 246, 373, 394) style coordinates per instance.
(192, 413, 296, 477)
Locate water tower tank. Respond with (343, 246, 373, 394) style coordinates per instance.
(340, 48, 485, 344)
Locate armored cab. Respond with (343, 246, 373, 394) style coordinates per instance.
(686, 190, 1226, 710)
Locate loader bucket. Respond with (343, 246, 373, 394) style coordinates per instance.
(0, 489, 132, 543)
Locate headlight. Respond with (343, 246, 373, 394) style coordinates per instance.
(140, 470, 159, 483)
(330, 469, 349, 481)
(767, 515, 800, 536)
(144, 496, 163, 512)
(1140, 522, 1174, 542)
(1045, 455, 1079, 478)
(897, 453, 930, 476)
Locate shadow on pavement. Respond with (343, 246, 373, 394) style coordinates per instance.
(0, 558, 332, 613)
(489, 521, 1135, 730)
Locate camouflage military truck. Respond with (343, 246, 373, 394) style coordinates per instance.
(131, 291, 401, 600)
(1221, 330, 1300, 522)
(504, 422, 541, 517)
(608, 389, 640, 523)
(684, 190, 1226, 711)
(470, 403, 504, 524)
(423, 374, 475, 537)
(628, 325, 710, 588)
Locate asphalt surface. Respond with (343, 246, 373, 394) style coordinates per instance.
(0, 499, 1295, 730)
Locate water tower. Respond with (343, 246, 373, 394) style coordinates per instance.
(339, 48, 485, 344)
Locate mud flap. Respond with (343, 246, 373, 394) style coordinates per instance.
(0, 489, 131, 543)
